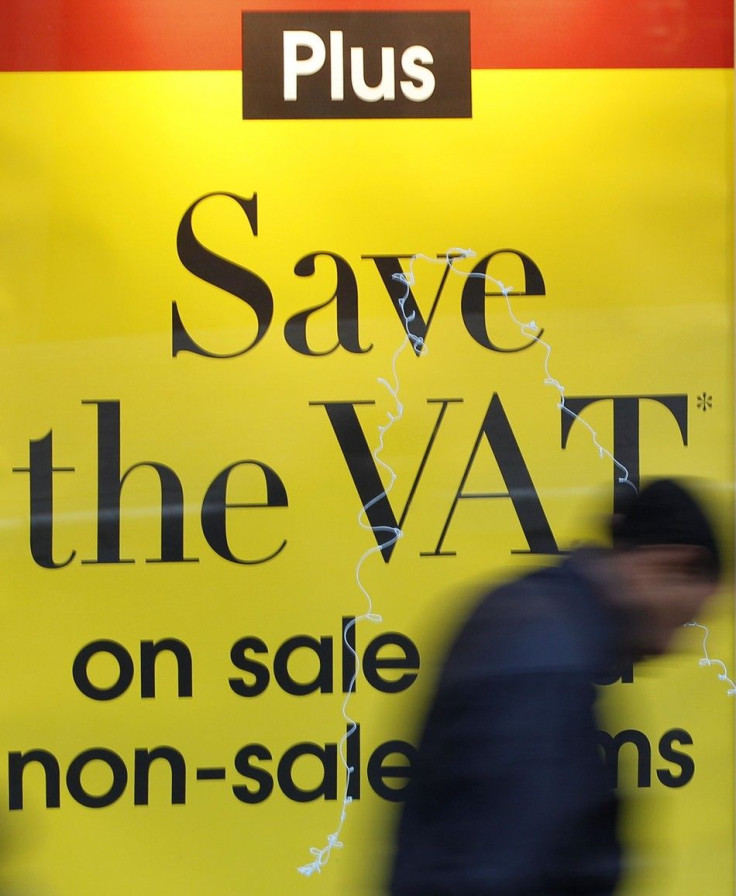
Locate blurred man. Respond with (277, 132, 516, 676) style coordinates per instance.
(390, 479, 722, 896)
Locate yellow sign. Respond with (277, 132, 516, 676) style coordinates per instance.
(0, 13, 732, 894)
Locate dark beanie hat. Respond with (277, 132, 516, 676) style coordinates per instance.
(611, 478, 721, 579)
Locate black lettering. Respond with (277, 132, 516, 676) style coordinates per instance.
(13, 431, 76, 568)
(342, 616, 357, 694)
(8, 749, 61, 810)
(364, 253, 456, 356)
(346, 723, 360, 800)
(561, 395, 688, 513)
(134, 747, 187, 805)
(427, 393, 558, 556)
(173, 192, 273, 358)
(657, 728, 694, 788)
(278, 742, 337, 802)
(233, 744, 273, 803)
(460, 250, 545, 352)
(594, 659, 635, 686)
(66, 748, 127, 808)
(82, 400, 195, 565)
(274, 636, 333, 696)
(367, 740, 415, 801)
(140, 639, 193, 698)
(363, 632, 419, 693)
(285, 252, 370, 356)
(314, 398, 458, 561)
(597, 729, 652, 788)
(201, 461, 287, 564)
(73, 640, 134, 701)
(229, 637, 270, 696)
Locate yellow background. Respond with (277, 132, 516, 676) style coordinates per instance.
(0, 68, 733, 894)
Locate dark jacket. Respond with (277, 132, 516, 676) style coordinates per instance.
(390, 554, 623, 895)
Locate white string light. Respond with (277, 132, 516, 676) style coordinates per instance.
(298, 248, 727, 875)
(443, 248, 636, 493)
(444, 249, 732, 709)
(297, 261, 426, 876)
(451, 245, 731, 703)
(684, 622, 736, 696)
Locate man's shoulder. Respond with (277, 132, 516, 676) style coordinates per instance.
(444, 556, 611, 681)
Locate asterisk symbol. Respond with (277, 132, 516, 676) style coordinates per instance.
(697, 392, 713, 412)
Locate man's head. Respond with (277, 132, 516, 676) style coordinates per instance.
(607, 479, 722, 656)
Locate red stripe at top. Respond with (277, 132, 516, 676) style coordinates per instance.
(1, 0, 733, 71)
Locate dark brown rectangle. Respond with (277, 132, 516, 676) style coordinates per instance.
(242, 11, 471, 119)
